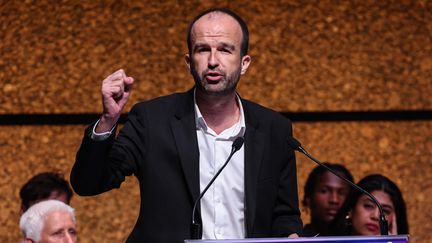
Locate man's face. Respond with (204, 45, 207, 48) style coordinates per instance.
(40, 211, 77, 243)
(186, 12, 251, 96)
(308, 171, 350, 224)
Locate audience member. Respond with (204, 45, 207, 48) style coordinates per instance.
(19, 199, 77, 243)
(331, 174, 409, 235)
(20, 172, 73, 213)
(302, 163, 354, 236)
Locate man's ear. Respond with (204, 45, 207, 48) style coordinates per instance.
(240, 55, 251, 75)
(185, 54, 191, 71)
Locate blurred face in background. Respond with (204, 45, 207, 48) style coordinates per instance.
(350, 190, 395, 235)
(39, 211, 77, 243)
(307, 171, 351, 224)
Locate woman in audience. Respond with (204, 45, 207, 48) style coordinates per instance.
(331, 174, 409, 236)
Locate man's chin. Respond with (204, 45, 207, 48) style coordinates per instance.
(324, 216, 336, 223)
(198, 84, 232, 96)
(203, 89, 230, 96)
(208, 87, 237, 96)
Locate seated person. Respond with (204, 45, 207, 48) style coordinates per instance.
(302, 163, 354, 236)
(20, 172, 73, 213)
(331, 174, 409, 235)
(19, 199, 77, 243)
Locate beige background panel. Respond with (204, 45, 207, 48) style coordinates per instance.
(1, 122, 431, 242)
(1, 1, 431, 114)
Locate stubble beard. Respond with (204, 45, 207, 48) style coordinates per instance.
(191, 64, 241, 97)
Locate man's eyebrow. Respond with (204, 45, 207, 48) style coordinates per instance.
(219, 42, 236, 50)
(192, 42, 236, 51)
(193, 43, 209, 51)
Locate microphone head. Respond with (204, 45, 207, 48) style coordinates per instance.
(287, 136, 301, 151)
(232, 137, 245, 151)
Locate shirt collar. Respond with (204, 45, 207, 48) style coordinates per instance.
(193, 88, 246, 137)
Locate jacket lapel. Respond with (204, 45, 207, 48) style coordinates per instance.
(243, 101, 267, 236)
(170, 90, 200, 204)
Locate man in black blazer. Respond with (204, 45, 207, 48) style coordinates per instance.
(71, 8, 302, 242)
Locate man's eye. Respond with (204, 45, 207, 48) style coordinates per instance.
(52, 230, 64, 237)
(319, 188, 329, 193)
(220, 48, 231, 53)
(197, 48, 210, 52)
(69, 229, 77, 235)
(337, 190, 348, 196)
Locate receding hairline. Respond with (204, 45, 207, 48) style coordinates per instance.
(187, 8, 249, 56)
(196, 11, 235, 22)
(190, 11, 243, 36)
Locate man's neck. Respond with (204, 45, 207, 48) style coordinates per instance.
(196, 91, 240, 135)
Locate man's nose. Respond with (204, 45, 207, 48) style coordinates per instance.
(329, 191, 340, 204)
(64, 232, 76, 243)
(208, 50, 219, 69)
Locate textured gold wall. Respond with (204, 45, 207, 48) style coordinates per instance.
(1, 0, 431, 242)
(1, 0, 431, 113)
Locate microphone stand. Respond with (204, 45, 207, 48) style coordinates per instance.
(190, 137, 244, 239)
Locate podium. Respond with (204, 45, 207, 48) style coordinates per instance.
(185, 235, 409, 243)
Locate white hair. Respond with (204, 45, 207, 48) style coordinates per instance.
(19, 199, 75, 242)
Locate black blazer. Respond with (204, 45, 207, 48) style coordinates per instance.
(71, 89, 302, 242)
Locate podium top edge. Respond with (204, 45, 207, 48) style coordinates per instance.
(184, 234, 409, 243)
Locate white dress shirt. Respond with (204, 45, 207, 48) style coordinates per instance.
(194, 92, 246, 239)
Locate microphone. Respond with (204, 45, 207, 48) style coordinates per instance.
(287, 136, 389, 236)
(190, 137, 245, 239)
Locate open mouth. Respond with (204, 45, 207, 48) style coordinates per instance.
(205, 72, 223, 82)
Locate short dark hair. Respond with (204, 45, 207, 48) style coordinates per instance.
(303, 162, 354, 206)
(20, 172, 73, 212)
(186, 8, 249, 57)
